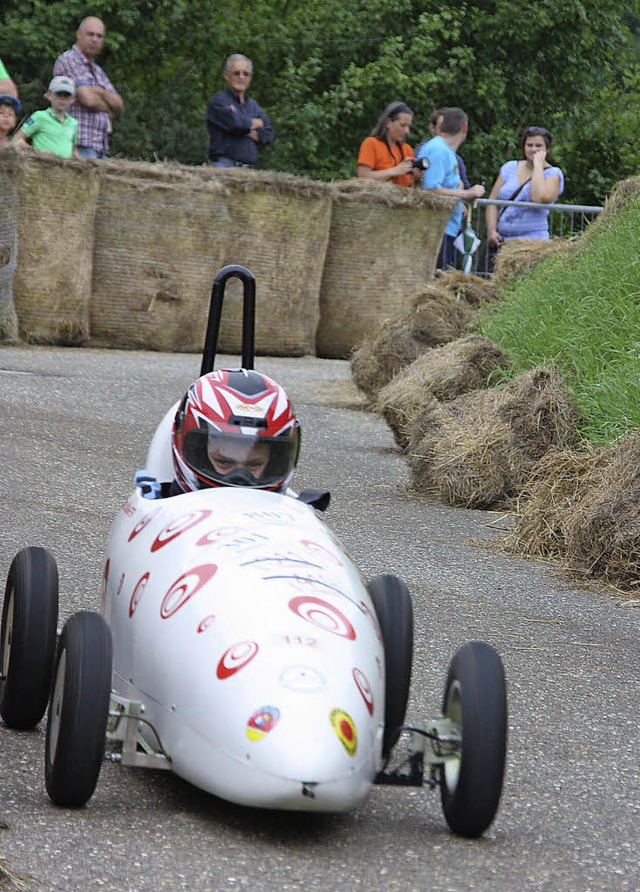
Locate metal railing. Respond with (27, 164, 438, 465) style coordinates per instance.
(463, 198, 603, 277)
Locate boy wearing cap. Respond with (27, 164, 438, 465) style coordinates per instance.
(13, 77, 79, 159)
(0, 95, 20, 145)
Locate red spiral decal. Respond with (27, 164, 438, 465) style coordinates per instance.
(216, 641, 259, 679)
(128, 506, 162, 542)
(360, 600, 382, 643)
(352, 667, 374, 715)
(160, 563, 218, 618)
(151, 509, 212, 552)
(197, 614, 216, 633)
(288, 596, 356, 640)
(196, 525, 240, 547)
(129, 572, 150, 617)
(300, 539, 343, 566)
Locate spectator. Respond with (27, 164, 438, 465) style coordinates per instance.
(425, 108, 470, 189)
(485, 126, 564, 248)
(0, 59, 18, 99)
(53, 16, 123, 159)
(207, 54, 273, 168)
(415, 107, 485, 271)
(356, 101, 420, 188)
(13, 77, 79, 159)
(0, 95, 20, 145)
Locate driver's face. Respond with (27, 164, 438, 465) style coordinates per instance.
(207, 439, 269, 479)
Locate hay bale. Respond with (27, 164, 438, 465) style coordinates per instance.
(492, 237, 573, 287)
(316, 181, 454, 358)
(350, 283, 475, 401)
(564, 431, 640, 589)
(406, 366, 579, 508)
(435, 270, 498, 306)
(0, 147, 19, 341)
(594, 176, 640, 228)
(376, 336, 509, 449)
(505, 447, 603, 560)
(212, 170, 332, 357)
(11, 151, 99, 345)
(90, 161, 230, 351)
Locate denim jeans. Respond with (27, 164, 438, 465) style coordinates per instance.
(77, 146, 108, 160)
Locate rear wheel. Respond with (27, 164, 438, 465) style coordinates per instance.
(45, 611, 112, 808)
(366, 575, 413, 760)
(439, 641, 507, 838)
(0, 547, 59, 728)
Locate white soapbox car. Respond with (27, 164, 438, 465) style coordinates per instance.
(0, 266, 507, 838)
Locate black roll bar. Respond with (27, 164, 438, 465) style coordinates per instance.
(200, 265, 256, 377)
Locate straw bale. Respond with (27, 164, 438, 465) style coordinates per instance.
(492, 238, 573, 287)
(214, 175, 332, 357)
(405, 367, 579, 508)
(564, 431, 640, 589)
(316, 180, 454, 358)
(350, 283, 476, 401)
(593, 176, 640, 228)
(376, 336, 509, 449)
(11, 152, 99, 345)
(505, 447, 603, 560)
(435, 270, 498, 306)
(0, 147, 19, 341)
(90, 162, 230, 351)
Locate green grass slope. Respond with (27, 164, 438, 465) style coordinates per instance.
(476, 197, 640, 445)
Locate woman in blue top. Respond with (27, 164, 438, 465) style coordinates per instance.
(485, 127, 564, 248)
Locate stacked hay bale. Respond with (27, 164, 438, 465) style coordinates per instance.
(492, 237, 574, 287)
(0, 148, 19, 341)
(317, 180, 454, 359)
(406, 367, 580, 509)
(8, 149, 99, 345)
(506, 432, 640, 591)
(376, 336, 509, 449)
(350, 279, 479, 404)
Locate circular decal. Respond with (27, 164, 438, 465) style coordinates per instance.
(128, 506, 162, 542)
(360, 600, 383, 643)
(129, 572, 150, 618)
(216, 641, 259, 679)
(352, 668, 374, 716)
(197, 614, 216, 633)
(160, 563, 218, 618)
(196, 525, 241, 547)
(151, 509, 212, 552)
(329, 708, 357, 756)
(279, 665, 326, 693)
(288, 596, 356, 640)
(246, 705, 280, 742)
(300, 539, 343, 567)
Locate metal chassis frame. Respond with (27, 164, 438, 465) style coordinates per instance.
(105, 694, 171, 770)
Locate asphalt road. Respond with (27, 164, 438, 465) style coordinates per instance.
(0, 345, 639, 892)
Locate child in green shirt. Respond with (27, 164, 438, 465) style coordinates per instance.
(14, 76, 79, 159)
(0, 95, 20, 145)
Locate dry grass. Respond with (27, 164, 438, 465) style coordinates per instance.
(491, 237, 575, 287)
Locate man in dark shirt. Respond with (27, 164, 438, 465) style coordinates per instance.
(206, 54, 274, 168)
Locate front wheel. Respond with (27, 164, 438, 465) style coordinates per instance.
(439, 641, 507, 838)
(0, 547, 59, 729)
(45, 611, 112, 808)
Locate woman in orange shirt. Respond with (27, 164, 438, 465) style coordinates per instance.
(356, 101, 420, 188)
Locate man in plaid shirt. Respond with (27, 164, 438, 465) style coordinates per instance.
(53, 16, 123, 159)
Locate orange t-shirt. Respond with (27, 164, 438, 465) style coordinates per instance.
(357, 136, 415, 187)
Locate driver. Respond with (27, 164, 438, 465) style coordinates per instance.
(169, 368, 300, 495)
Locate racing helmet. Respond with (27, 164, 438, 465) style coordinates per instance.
(172, 369, 300, 492)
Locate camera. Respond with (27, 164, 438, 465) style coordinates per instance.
(411, 157, 430, 171)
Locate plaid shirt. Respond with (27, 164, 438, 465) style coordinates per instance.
(53, 46, 117, 153)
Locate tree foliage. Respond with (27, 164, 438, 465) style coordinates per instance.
(1, 0, 639, 203)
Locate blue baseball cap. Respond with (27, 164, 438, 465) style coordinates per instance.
(0, 95, 21, 115)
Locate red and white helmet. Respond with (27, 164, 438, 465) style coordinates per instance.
(172, 369, 300, 492)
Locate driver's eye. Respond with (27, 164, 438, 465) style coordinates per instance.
(247, 461, 264, 472)
(215, 457, 235, 469)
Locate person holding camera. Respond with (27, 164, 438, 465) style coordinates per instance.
(356, 101, 423, 188)
(415, 107, 485, 271)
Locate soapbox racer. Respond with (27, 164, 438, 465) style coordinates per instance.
(0, 266, 507, 838)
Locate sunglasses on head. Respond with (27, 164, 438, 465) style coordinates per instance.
(525, 127, 551, 137)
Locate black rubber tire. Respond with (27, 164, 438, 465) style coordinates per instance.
(0, 547, 59, 729)
(366, 574, 413, 759)
(439, 641, 507, 838)
(45, 611, 112, 808)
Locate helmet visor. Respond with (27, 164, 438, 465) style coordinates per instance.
(182, 428, 298, 489)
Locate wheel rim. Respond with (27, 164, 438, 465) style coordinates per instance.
(1, 591, 14, 679)
(443, 680, 463, 792)
(48, 650, 67, 763)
